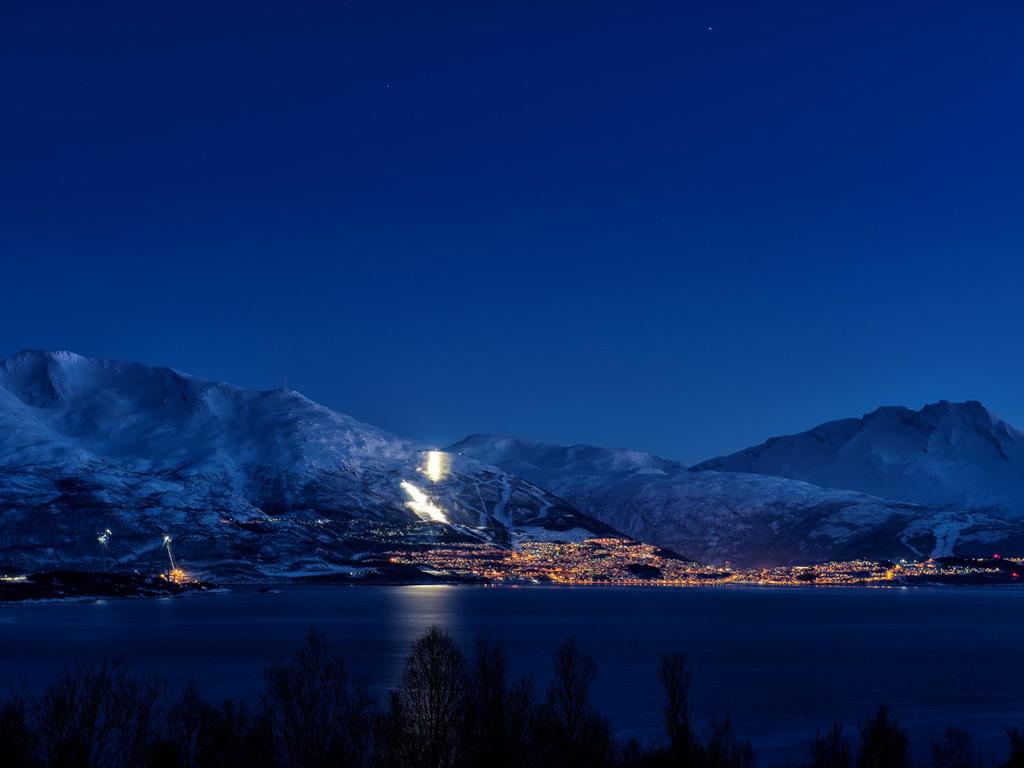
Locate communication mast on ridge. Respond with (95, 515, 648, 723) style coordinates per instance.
(282, 375, 289, 392)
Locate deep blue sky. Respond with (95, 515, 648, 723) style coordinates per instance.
(2, 2, 1023, 461)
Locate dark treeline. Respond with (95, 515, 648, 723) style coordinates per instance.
(2, 626, 1023, 768)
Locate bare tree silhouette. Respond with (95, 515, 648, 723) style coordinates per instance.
(262, 626, 373, 768)
(36, 658, 162, 768)
(388, 625, 466, 768)
(538, 637, 614, 768)
(811, 722, 851, 768)
(858, 705, 911, 768)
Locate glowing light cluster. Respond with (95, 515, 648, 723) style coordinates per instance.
(422, 450, 450, 482)
(165, 568, 191, 585)
(155, 534, 196, 584)
(400, 480, 449, 524)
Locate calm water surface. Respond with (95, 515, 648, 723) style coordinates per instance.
(1, 585, 1021, 763)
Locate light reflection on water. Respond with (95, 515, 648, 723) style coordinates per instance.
(387, 584, 459, 642)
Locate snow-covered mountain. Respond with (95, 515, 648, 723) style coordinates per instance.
(452, 434, 1024, 566)
(696, 401, 1024, 516)
(0, 350, 611, 579)
(5, 352, 1021, 574)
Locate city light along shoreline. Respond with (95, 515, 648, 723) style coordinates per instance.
(3, 544, 1022, 602)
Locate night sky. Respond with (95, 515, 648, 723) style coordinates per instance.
(2, 2, 1023, 461)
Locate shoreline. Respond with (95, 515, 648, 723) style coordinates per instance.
(5, 571, 1024, 604)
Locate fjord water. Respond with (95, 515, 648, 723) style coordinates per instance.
(1, 586, 1021, 763)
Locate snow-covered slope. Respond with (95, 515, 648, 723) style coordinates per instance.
(7, 353, 1020, 574)
(696, 401, 1024, 516)
(0, 350, 611, 578)
(452, 434, 1024, 566)
(452, 435, 683, 489)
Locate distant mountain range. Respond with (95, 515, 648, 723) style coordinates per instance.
(0, 350, 609, 579)
(451, 430, 1024, 567)
(696, 400, 1024, 516)
(3, 349, 1023, 575)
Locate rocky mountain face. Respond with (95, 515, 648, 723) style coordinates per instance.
(0, 350, 611, 579)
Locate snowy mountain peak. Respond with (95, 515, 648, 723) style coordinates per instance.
(3, 348, 103, 404)
(864, 400, 1015, 438)
(697, 400, 1024, 514)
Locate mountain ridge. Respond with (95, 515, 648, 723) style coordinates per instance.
(0, 349, 612, 579)
(452, 428, 1024, 566)
(5, 349, 1023, 573)
(695, 399, 1024, 516)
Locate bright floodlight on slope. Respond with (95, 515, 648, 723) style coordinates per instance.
(400, 480, 449, 524)
(423, 450, 450, 482)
